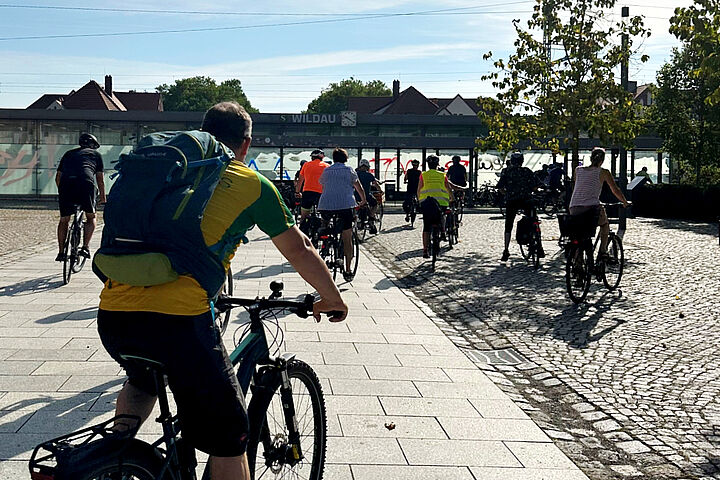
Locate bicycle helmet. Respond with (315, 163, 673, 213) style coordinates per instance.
(310, 149, 324, 159)
(510, 151, 524, 166)
(359, 159, 371, 168)
(411, 159, 420, 166)
(426, 155, 440, 168)
(79, 133, 100, 149)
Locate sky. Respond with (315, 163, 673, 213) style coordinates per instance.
(0, 0, 690, 113)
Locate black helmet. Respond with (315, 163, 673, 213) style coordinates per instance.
(426, 154, 440, 168)
(510, 151, 524, 166)
(79, 133, 99, 149)
(310, 149, 324, 159)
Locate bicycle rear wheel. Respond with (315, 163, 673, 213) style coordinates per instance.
(531, 234, 540, 270)
(70, 439, 164, 480)
(376, 202, 384, 232)
(410, 202, 417, 228)
(566, 243, 592, 304)
(247, 360, 326, 480)
(71, 214, 86, 273)
(218, 267, 234, 334)
(351, 229, 360, 277)
(601, 234, 624, 290)
(332, 240, 342, 281)
(62, 227, 73, 285)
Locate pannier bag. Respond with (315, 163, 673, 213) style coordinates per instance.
(93, 131, 233, 298)
(516, 216, 534, 245)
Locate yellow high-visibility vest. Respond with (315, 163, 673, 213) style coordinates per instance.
(419, 169, 450, 206)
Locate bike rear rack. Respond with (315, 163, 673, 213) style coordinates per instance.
(29, 415, 140, 480)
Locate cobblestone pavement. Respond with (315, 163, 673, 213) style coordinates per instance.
(363, 209, 720, 479)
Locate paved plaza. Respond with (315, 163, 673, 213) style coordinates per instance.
(0, 218, 589, 479)
(363, 209, 720, 479)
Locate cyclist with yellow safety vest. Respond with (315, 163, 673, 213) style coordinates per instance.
(417, 155, 454, 258)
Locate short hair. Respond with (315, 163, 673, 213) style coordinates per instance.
(452, 155, 461, 162)
(332, 147, 348, 163)
(201, 101, 252, 150)
(427, 155, 440, 168)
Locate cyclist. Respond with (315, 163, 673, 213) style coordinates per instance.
(403, 159, 421, 222)
(295, 149, 328, 223)
(569, 147, 629, 256)
(318, 148, 367, 281)
(356, 158, 380, 234)
(55, 133, 106, 262)
(417, 154, 454, 258)
(497, 151, 543, 262)
(447, 155, 468, 187)
(96, 102, 348, 480)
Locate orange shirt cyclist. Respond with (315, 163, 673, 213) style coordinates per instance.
(295, 149, 328, 222)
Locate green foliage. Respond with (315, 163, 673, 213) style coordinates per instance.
(477, 0, 650, 167)
(157, 76, 258, 113)
(650, 1, 720, 185)
(306, 78, 390, 113)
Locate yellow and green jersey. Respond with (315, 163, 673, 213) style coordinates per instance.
(99, 160, 294, 315)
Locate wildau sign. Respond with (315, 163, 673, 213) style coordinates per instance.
(280, 114, 337, 124)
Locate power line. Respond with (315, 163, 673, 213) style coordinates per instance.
(0, 7, 532, 41)
(0, 1, 533, 16)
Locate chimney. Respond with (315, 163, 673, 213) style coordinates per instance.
(392, 80, 400, 99)
(104, 75, 113, 96)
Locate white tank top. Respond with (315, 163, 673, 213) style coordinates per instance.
(570, 166, 602, 208)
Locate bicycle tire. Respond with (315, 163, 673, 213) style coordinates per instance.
(601, 234, 624, 291)
(247, 359, 326, 480)
(332, 240, 342, 282)
(377, 202, 384, 232)
(71, 214, 86, 273)
(219, 266, 234, 334)
(410, 202, 417, 228)
(71, 439, 164, 480)
(531, 234, 540, 270)
(566, 243, 592, 304)
(62, 226, 72, 285)
(431, 227, 439, 272)
(351, 229, 360, 277)
(456, 199, 464, 223)
(446, 213, 455, 249)
(358, 217, 368, 243)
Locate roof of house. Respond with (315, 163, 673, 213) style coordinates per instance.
(27, 94, 65, 110)
(634, 84, 651, 100)
(114, 91, 163, 111)
(347, 86, 480, 115)
(26, 79, 163, 111)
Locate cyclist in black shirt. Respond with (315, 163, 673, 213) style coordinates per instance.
(403, 159, 421, 222)
(447, 155, 467, 187)
(497, 152, 542, 261)
(356, 159, 380, 234)
(55, 133, 106, 261)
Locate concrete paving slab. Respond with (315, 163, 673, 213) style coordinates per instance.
(399, 438, 522, 467)
(338, 414, 447, 439)
(352, 465, 475, 480)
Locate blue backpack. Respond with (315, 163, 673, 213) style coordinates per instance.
(93, 131, 233, 298)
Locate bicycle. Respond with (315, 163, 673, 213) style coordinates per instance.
(451, 187, 467, 223)
(562, 203, 626, 304)
(62, 205, 88, 285)
(371, 183, 385, 233)
(316, 213, 359, 282)
(298, 204, 322, 248)
(536, 185, 565, 218)
(30, 282, 333, 480)
(356, 204, 379, 242)
(517, 205, 542, 270)
(444, 203, 459, 249)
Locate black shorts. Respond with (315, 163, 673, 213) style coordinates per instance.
(58, 179, 96, 217)
(421, 198, 443, 233)
(505, 199, 534, 232)
(301, 191, 322, 210)
(97, 309, 249, 457)
(320, 209, 354, 231)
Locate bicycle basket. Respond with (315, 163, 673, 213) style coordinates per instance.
(29, 415, 143, 480)
(562, 209, 599, 241)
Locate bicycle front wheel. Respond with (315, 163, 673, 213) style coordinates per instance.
(566, 243, 592, 304)
(71, 215, 86, 273)
(602, 234, 624, 290)
(247, 360, 326, 480)
(351, 229, 360, 277)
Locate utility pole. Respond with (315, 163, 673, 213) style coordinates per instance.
(619, 6, 629, 234)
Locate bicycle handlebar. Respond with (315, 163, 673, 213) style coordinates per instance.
(215, 294, 315, 318)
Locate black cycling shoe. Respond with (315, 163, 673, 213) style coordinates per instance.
(343, 271, 355, 282)
(79, 246, 91, 259)
(55, 253, 66, 262)
(369, 224, 378, 234)
(501, 250, 510, 262)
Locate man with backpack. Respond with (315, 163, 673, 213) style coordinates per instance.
(93, 102, 347, 480)
(497, 151, 543, 261)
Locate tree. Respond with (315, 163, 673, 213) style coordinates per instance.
(477, 0, 651, 171)
(157, 76, 258, 113)
(650, 1, 720, 185)
(306, 78, 390, 113)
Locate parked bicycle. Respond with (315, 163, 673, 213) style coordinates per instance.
(561, 203, 627, 304)
(30, 282, 332, 480)
(61, 205, 88, 285)
(535, 185, 565, 217)
(316, 213, 359, 282)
